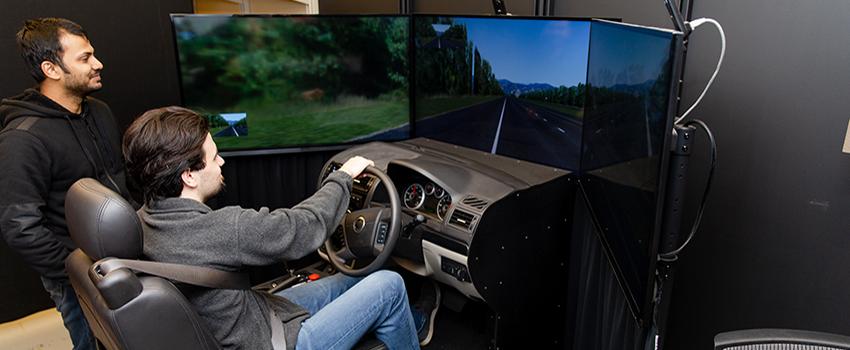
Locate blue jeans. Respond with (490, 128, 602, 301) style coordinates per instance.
(275, 270, 419, 350)
(41, 277, 96, 350)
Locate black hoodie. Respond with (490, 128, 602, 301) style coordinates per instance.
(0, 88, 131, 280)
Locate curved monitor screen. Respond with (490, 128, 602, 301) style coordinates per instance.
(171, 15, 410, 152)
(413, 16, 590, 171)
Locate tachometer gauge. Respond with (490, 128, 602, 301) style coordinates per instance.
(437, 195, 451, 220)
(403, 183, 426, 209)
(434, 187, 445, 199)
(424, 182, 435, 196)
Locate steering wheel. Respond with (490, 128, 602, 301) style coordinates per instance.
(325, 165, 401, 276)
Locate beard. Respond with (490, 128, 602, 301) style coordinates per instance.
(64, 70, 102, 97)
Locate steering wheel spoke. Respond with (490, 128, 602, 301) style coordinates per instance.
(332, 245, 356, 263)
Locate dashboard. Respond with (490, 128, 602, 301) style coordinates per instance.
(320, 138, 573, 303)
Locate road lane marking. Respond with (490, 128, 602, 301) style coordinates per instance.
(490, 98, 508, 153)
(557, 127, 565, 133)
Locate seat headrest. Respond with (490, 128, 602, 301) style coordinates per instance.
(66, 178, 142, 260)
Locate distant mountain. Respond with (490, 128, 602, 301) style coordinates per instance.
(606, 79, 658, 93)
(498, 79, 557, 96)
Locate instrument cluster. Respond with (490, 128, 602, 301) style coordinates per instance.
(402, 181, 452, 221)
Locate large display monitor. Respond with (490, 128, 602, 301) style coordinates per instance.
(579, 20, 684, 321)
(170, 15, 411, 153)
(413, 15, 590, 171)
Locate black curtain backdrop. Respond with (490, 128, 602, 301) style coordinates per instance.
(567, 194, 645, 350)
(0, 0, 192, 322)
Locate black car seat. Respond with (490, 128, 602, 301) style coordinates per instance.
(65, 178, 223, 349)
(64, 178, 386, 350)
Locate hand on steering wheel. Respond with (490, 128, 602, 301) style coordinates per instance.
(338, 156, 373, 178)
(325, 165, 400, 276)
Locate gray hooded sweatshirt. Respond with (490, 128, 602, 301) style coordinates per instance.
(139, 171, 352, 350)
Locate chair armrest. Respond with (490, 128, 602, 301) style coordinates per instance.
(715, 328, 850, 349)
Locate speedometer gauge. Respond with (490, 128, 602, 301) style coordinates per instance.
(403, 183, 426, 209)
(437, 195, 451, 220)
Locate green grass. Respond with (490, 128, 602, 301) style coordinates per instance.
(520, 99, 584, 119)
(210, 126, 228, 135)
(415, 95, 504, 120)
(199, 95, 409, 150)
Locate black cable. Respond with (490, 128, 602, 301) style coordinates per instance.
(658, 119, 716, 261)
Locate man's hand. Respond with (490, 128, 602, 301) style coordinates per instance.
(339, 156, 374, 178)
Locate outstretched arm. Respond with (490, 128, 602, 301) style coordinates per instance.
(236, 156, 374, 264)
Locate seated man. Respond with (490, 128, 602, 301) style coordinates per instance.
(122, 106, 437, 350)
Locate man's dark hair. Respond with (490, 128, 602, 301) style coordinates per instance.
(16, 17, 88, 82)
(123, 106, 210, 204)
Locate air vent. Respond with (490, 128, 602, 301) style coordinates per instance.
(461, 196, 489, 210)
(449, 209, 476, 230)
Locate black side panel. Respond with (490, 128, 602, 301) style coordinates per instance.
(468, 175, 576, 348)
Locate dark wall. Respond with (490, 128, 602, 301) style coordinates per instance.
(555, 0, 673, 27)
(557, 0, 850, 348)
(411, 0, 536, 16)
(320, 0, 537, 16)
(320, 0, 402, 14)
(668, 0, 850, 347)
(0, 0, 192, 322)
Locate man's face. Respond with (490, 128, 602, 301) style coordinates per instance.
(195, 133, 226, 202)
(57, 32, 103, 96)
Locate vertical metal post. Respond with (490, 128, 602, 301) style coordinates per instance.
(535, 0, 553, 16)
(654, 125, 696, 350)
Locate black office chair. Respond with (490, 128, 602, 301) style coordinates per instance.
(65, 178, 385, 350)
(715, 328, 850, 349)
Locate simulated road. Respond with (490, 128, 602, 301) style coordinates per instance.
(416, 96, 582, 170)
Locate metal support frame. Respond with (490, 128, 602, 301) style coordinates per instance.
(534, 0, 553, 16)
(652, 3, 695, 349)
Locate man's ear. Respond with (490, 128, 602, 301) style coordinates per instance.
(181, 169, 199, 189)
(40, 61, 62, 81)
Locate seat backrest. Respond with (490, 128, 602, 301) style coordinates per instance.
(715, 328, 850, 350)
(65, 178, 220, 350)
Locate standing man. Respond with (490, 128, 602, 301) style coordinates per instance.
(0, 18, 132, 350)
